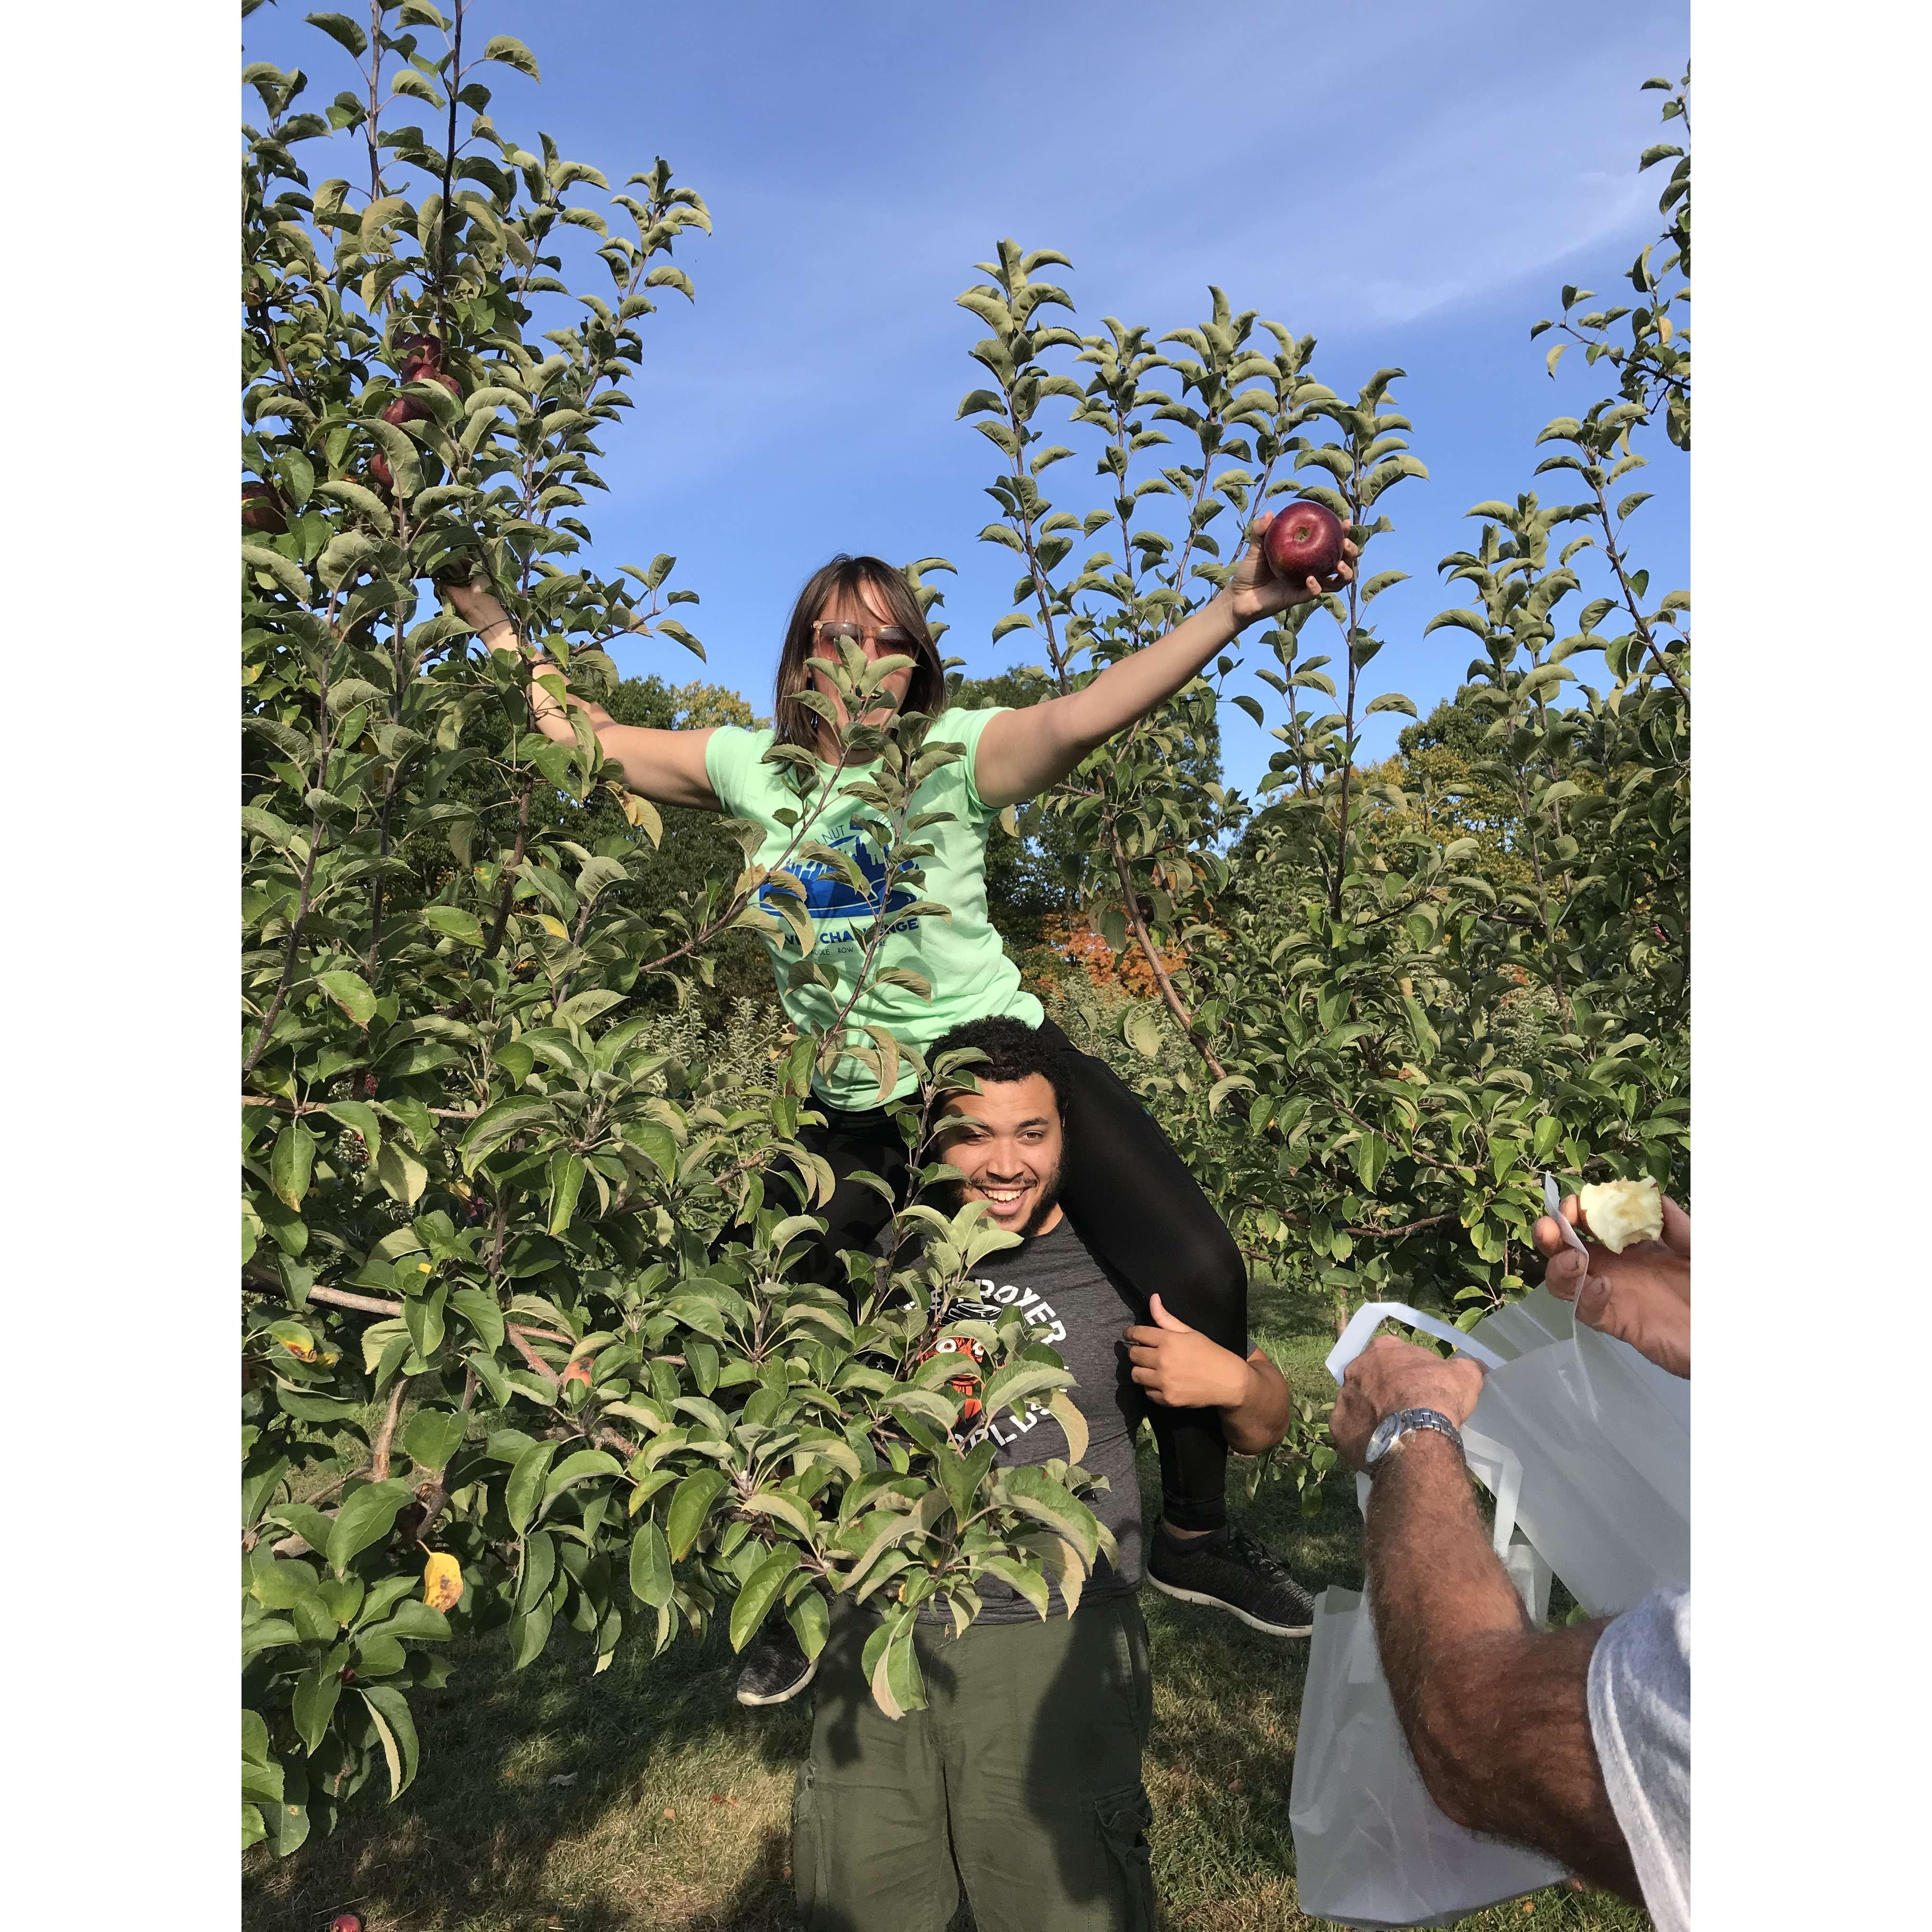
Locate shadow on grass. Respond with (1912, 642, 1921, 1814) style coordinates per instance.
(245, 1311, 1639, 1932)
(243, 1614, 812, 1932)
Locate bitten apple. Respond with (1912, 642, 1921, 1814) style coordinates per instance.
(1576, 1177, 1664, 1254)
(1262, 500, 1347, 586)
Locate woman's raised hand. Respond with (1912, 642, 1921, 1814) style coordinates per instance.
(441, 576, 518, 646)
(1225, 511, 1358, 628)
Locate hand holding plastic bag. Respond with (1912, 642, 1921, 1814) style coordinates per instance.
(1289, 1310, 1564, 1927)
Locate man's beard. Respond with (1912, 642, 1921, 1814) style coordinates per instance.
(935, 1159, 1064, 1238)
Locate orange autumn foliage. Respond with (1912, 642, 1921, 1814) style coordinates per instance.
(1041, 915, 1185, 998)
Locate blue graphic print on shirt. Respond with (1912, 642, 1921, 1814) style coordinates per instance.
(759, 827, 918, 949)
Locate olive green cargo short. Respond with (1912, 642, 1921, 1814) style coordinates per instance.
(791, 1592, 1157, 1932)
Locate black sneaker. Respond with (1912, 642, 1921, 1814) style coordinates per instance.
(734, 1622, 817, 1708)
(1146, 1524, 1315, 1636)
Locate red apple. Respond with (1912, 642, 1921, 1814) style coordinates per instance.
(370, 451, 394, 492)
(241, 483, 287, 535)
(397, 332, 443, 376)
(1262, 500, 1348, 587)
(329, 1915, 363, 1932)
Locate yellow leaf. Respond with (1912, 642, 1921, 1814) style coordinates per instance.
(423, 1552, 464, 1613)
(536, 914, 569, 940)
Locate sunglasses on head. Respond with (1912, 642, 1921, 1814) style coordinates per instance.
(810, 620, 916, 652)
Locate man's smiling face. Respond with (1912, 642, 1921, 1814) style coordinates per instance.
(934, 1071, 1066, 1239)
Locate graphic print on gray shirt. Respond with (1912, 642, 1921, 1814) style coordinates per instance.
(918, 1216, 1147, 1623)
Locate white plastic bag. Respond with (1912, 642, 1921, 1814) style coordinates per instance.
(1290, 1309, 1565, 1926)
(1290, 1587, 1566, 1927)
(1327, 1297, 1690, 1617)
(1464, 1316, 1689, 1615)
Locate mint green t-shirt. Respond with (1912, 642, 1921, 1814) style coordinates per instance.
(702, 706, 1044, 1107)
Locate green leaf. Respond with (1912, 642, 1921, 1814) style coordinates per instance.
(730, 1546, 803, 1651)
(291, 1665, 342, 1756)
(788, 1587, 830, 1660)
(1046, 1390, 1088, 1467)
(482, 33, 540, 78)
(315, 968, 377, 1026)
(323, 1100, 382, 1163)
(359, 1684, 420, 1799)
(365, 416, 422, 497)
(740, 1489, 817, 1543)
(666, 1467, 729, 1560)
(401, 1408, 467, 1475)
(980, 1358, 1074, 1420)
(547, 1150, 586, 1234)
(304, 12, 368, 59)
(1123, 1005, 1162, 1059)
(421, 906, 485, 946)
(375, 1140, 428, 1209)
(882, 1619, 927, 1716)
(1207, 1073, 1254, 1116)
(448, 1287, 505, 1350)
(978, 1552, 1050, 1619)
(242, 543, 312, 602)
(997, 1465, 1099, 1566)
(325, 1480, 411, 1576)
(629, 1519, 673, 1607)
(460, 1098, 554, 1171)
(506, 1440, 558, 1536)
(543, 1449, 622, 1497)
(623, 1119, 678, 1181)
(270, 1122, 317, 1211)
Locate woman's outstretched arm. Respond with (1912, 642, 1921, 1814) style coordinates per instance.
(442, 582, 722, 810)
(970, 512, 1356, 810)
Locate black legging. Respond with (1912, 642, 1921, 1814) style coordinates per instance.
(798, 1017, 1244, 1532)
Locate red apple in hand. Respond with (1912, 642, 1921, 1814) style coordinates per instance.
(1262, 500, 1349, 588)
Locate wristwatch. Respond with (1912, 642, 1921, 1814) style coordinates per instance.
(1363, 1407, 1465, 1477)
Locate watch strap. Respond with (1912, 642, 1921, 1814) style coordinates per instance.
(1365, 1406, 1465, 1475)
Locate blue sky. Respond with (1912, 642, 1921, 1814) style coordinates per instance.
(245, 0, 1689, 794)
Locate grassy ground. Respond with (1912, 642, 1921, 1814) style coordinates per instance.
(243, 1282, 1649, 1932)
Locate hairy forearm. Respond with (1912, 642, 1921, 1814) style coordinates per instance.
(1367, 1434, 1639, 1901)
(1221, 1348, 1290, 1455)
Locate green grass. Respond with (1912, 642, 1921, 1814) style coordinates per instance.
(242, 1281, 1648, 1932)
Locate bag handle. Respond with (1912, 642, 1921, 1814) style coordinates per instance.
(1329, 1305, 1539, 1613)
(1326, 1300, 1509, 1385)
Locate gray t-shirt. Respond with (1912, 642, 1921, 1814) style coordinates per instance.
(1588, 1587, 1690, 1932)
(919, 1215, 1146, 1624)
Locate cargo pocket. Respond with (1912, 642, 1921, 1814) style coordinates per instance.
(1095, 1782, 1156, 1932)
(790, 1760, 825, 1925)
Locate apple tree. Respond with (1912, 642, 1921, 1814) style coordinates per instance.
(950, 71, 1690, 1333)
(242, 1, 1108, 1856)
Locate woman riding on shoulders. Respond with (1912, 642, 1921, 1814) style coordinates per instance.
(443, 511, 1356, 1696)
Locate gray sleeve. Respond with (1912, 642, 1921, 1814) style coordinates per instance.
(1587, 1587, 1691, 1932)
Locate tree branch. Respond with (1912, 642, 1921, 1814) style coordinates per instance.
(1110, 837, 1228, 1081)
(370, 1378, 409, 1480)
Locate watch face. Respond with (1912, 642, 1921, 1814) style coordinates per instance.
(1365, 1413, 1402, 1466)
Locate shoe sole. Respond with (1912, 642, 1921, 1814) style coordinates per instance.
(735, 1657, 818, 1708)
(1146, 1573, 1313, 1637)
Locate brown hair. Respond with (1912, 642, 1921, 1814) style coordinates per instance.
(771, 554, 947, 750)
